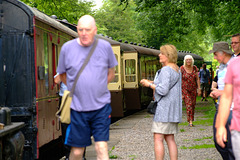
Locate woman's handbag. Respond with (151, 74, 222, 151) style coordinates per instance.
(147, 70, 179, 115)
(55, 39, 98, 124)
(147, 101, 157, 114)
(147, 69, 161, 115)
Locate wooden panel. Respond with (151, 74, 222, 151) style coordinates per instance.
(34, 19, 75, 147)
(35, 20, 74, 99)
(124, 88, 141, 110)
(37, 98, 61, 147)
(110, 91, 124, 117)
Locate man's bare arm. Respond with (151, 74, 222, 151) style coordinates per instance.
(60, 73, 67, 85)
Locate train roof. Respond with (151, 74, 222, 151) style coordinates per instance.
(97, 36, 204, 61)
(131, 44, 159, 56)
(96, 35, 159, 56)
(177, 51, 204, 61)
(95, 35, 120, 46)
(31, 8, 78, 37)
(95, 36, 203, 60)
(94, 35, 136, 52)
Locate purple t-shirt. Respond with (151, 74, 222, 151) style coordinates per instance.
(57, 38, 118, 111)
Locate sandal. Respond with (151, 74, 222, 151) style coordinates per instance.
(188, 124, 194, 127)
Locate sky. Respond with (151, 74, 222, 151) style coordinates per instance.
(95, 0, 103, 9)
(88, 0, 103, 9)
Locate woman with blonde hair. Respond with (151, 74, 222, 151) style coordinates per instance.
(180, 55, 201, 127)
(140, 44, 182, 160)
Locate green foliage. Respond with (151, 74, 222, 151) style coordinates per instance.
(21, 0, 94, 24)
(95, 0, 146, 44)
(21, 0, 240, 61)
(133, 2, 174, 47)
(119, 0, 240, 60)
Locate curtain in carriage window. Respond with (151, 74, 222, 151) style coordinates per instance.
(125, 59, 136, 82)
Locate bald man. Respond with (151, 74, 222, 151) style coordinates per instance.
(57, 15, 118, 160)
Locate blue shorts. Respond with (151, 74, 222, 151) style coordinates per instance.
(65, 104, 112, 147)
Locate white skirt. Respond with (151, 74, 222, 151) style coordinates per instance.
(151, 121, 178, 134)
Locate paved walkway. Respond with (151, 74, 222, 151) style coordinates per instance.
(85, 100, 222, 160)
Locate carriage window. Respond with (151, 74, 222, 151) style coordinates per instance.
(44, 33, 49, 95)
(145, 57, 152, 80)
(112, 54, 119, 83)
(153, 59, 161, 74)
(125, 59, 136, 82)
(142, 56, 160, 81)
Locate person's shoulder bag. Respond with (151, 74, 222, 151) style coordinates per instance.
(147, 69, 179, 114)
(55, 38, 98, 124)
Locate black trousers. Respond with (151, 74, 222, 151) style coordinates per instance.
(213, 103, 235, 160)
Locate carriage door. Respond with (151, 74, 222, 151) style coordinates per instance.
(108, 45, 124, 117)
(108, 45, 122, 91)
(122, 52, 141, 110)
(122, 52, 138, 88)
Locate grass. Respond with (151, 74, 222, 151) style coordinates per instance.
(179, 118, 213, 126)
(180, 96, 216, 150)
(144, 114, 152, 118)
(194, 136, 213, 141)
(180, 144, 215, 149)
(192, 118, 213, 126)
(128, 155, 136, 160)
(181, 96, 215, 126)
(199, 128, 206, 131)
(109, 146, 118, 159)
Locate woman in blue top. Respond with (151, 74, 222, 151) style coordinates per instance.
(140, 44, 182, 160)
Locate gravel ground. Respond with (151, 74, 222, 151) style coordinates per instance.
(109, 100, 222, 160)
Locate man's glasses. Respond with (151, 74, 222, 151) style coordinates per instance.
(231, 42, 240, 45)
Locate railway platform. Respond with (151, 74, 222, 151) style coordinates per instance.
(84, 98, 222, 160)
(85, 110, 148, 159)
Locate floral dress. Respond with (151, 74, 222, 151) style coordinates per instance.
(180, 65, 198, 122)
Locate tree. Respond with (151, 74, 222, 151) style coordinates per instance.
(94, 0, 147, 45)
(20, 0, 240, 61)
(21, 0, 94, 24)
(119, 0, 240, 59)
